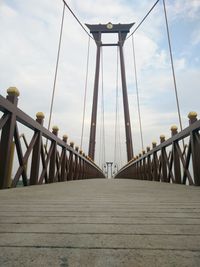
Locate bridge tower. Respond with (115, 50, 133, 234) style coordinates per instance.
(86, 22, 134, 162)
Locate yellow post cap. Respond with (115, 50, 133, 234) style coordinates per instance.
(63, 134, 68, 141)
(36, 112, 45, 119)
(152, 141, 157, 148)
(171, 125, 178, 131)
(7, 87, 20, 97)
(52, 125, 59, 131)
(160, 135, 165, 143)
(188, 111, 197, 119)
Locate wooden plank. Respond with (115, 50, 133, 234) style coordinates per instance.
(0, 179, 200, 266)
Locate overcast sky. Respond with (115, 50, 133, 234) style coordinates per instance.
(0, 0, 200, 169)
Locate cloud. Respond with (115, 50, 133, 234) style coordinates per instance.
(191, 28, 200, 46)
(166, 0, 200, 21)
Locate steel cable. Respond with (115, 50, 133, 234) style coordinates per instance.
(62, 0, 94, 40)
(162, 0, 183, 132)
(114, 47, 119, 165)
(131, 35, 144, 151)
(80, 36, 91, 150)
(100, 47, 106, 166)
(126, 0, 160, 40)
(114, 47, 123, 169)
(47, 3, 65, 133)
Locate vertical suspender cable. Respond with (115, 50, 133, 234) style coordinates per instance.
(98, 47, 106, 166)
(131, 35, 144, 150)
(114, 47, 119, 164)
(100, 47, 106, 166)
(162, 0, 183, 131)
(98, 53, 102, 166)
(47, 3, 65, 132)
(114, 47, 122, 168)
(80, 37, 91, 149)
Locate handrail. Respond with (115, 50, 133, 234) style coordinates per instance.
(115, 112, 200, 186)
(0, 87, 105, 189)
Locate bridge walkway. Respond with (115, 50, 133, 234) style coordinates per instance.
(0, 179, 200, 266)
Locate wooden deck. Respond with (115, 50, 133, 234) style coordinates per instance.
(0, 179, 200, 267)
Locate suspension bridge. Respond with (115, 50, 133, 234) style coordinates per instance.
(0, 0, 200, 266)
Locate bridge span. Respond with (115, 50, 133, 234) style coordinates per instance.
(0, 178, 200, 266)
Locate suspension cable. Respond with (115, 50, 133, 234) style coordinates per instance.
(62, 0, 94, 40)
(80, 37, 91, 149)
(131, 35, 144, 150)
(98, 47, 106, 166)
(126, 0, 160, 40)
(114, 47, 122, 169)
(47, 3, 65, 132)
(101, 47, 106, 166)
(162, 0, 183, 131)
(114, 47, 119, 164)
(98, 70, 102, 166)
(98, 49, 103, 166)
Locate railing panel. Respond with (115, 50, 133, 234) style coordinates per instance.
(0, 88, 105, 189)
(115, 113, 200, 186)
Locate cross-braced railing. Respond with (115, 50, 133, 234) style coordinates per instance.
(0, 87, 105, 189)
(115, 112, 200, 186)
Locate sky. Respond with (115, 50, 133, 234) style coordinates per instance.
(0, 0, 200, 170)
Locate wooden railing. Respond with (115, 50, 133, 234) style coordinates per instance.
(115, 112, 200, 186)
(0, 87, 105, 189)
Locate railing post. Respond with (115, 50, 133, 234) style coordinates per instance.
(49, 126, 58, 183)
(147, 146, 152, 180)
(0, 87, 19, 189)
(188, 112, 200, 185)
(152, 141, 159, 181)
(74, 146, 79, 180)
(79, 150, 84, 179)
(68, 142, 74, 180)
(30, 112, 44, 185)
(133, 158, 137, 179)
(171, 125, 181, 184)
(142, 150, 147, 180)
(138, 153, 142, 179)
(135, 156, 139, 179)
(83, 153, 87, 179)
(61, 135, 68, 181)
(160, 135, 168, 182)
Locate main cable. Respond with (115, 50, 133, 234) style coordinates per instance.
(131, 35, 144, 151)
(114, 47, 119, 165)
(162, 0, 183, 131)
(47, 3, 65, 132)
(62, 0, 94, 40)
(126, 0, 160, 40)
(101, 47, 106, 166)
(114, 47, 123, 169)
(80, 36, 91, 150)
